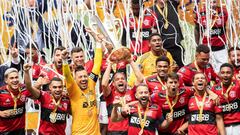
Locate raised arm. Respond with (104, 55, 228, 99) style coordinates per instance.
(85, 28, 103, 77)
(62, 50, 77, 97)
(216, 114, 226, 135)
(129, 59, 144, 85)
(101, 62, 112, 97)
(23, 63, 40, 99)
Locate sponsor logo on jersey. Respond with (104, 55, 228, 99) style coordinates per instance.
(179, 97, 185, 104)
(5, 98, 11, 104)
(20, 95, 26, 102)
(229, 91, 236, 98)
(63, 103, 68, 110)
(173, 109, 186, 118)
(191, 114, 209, 122)
(222, 102, 238, 112)
(143, 20, 150, 26)
(130, 116, 151, 127)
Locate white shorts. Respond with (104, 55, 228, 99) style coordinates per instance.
(98, 101, 108, 124)
(210, 48, 228, 73)
(225, 124, 240, 135)
(65, 115, 72, 135)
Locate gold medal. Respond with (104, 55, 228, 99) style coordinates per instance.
(50, 112, 57, 123)
(195, 92, 207, 123)
(49, 95, 62, 123)
(221, 82, 233, 112)
(198, 114, 203, 122)
(157, 76, 167, 91)
(228, 104, 231, 112)
(138, 103, 149, 134)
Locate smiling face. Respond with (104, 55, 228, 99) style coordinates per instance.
(219, 66, 233, 86)
(49, 80, 63, 100)
(113, 73, 127, 93)
(72, 51, 85, 67)
(135, 85, 150, 107)
(156, 61, 169, 78)
(192, 73, 208, 91)
(75, 70, 88, 90)
(5, 71, 19, 91)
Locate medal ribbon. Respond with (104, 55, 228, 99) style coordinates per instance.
(157, 75, 167, 90)
(156, 3, 169, 29)
(51, 95, 62, 113)
(8, 88, 21, 110)
(166, 91, 179, 114)
(137, 103, 149, 134)
(221, 82, 233, 103)
(195, 92, 207, 122)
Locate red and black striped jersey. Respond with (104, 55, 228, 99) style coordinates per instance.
(122, 102, 164, 135)
(152, 87, 193, 134)
(188, 94, 222, 135)
(195, 7, 228, 47)
(212, 80, 240, 126)
(0, 84, 31, 133)
(38, 91, 70, 135)
(105, 87, 136, 133)
(178, 62, 218, 86)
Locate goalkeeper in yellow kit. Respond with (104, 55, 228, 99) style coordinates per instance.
(62, 31, 104, 135)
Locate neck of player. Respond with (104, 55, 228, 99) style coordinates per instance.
(195, 89, 206, 97)
(167, 89, 177, 97)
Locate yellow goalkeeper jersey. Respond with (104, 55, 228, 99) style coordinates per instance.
(63, 48, 102, 135)
(128, 51, 173, 87)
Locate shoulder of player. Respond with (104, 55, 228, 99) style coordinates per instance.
(61, 96, 70, 102)
(178, 87, 188, 95)
(149, 103, 160, 110)
(212, 83, 222, 91)
(146, 74, 158, 82)
(137, 52, 151, 64)
(178, 63, 193, 73)
(0, 85, 8, 94)
(157, 92, 166, 98)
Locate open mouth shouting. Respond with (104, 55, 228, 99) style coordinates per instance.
(139, 96, 149, 105)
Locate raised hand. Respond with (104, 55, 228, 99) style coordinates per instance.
(61, 49, 69, 61)
(23, 63, 32, 72)
(10, 43, 18, 58)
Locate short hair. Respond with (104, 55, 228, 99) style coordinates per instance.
(4, 68, 18, 80)
(75, 65, 85, 74)
(113, 72, 126, 82)
(196, 45, 210, 54)
(192, 72, 206, 82)
(228, 47, 240, 56)
(53, 46, 66, 55)
(71, 47, 83, 55)
(148, 33, 161, 41)
(50, 77, 63, 85)
(136, 83, 149, 91)
(165, 73, 179, 82)
(155, 56, 170, 66)
(26, 42, 38, 50)
(220, 63, 234, 73)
